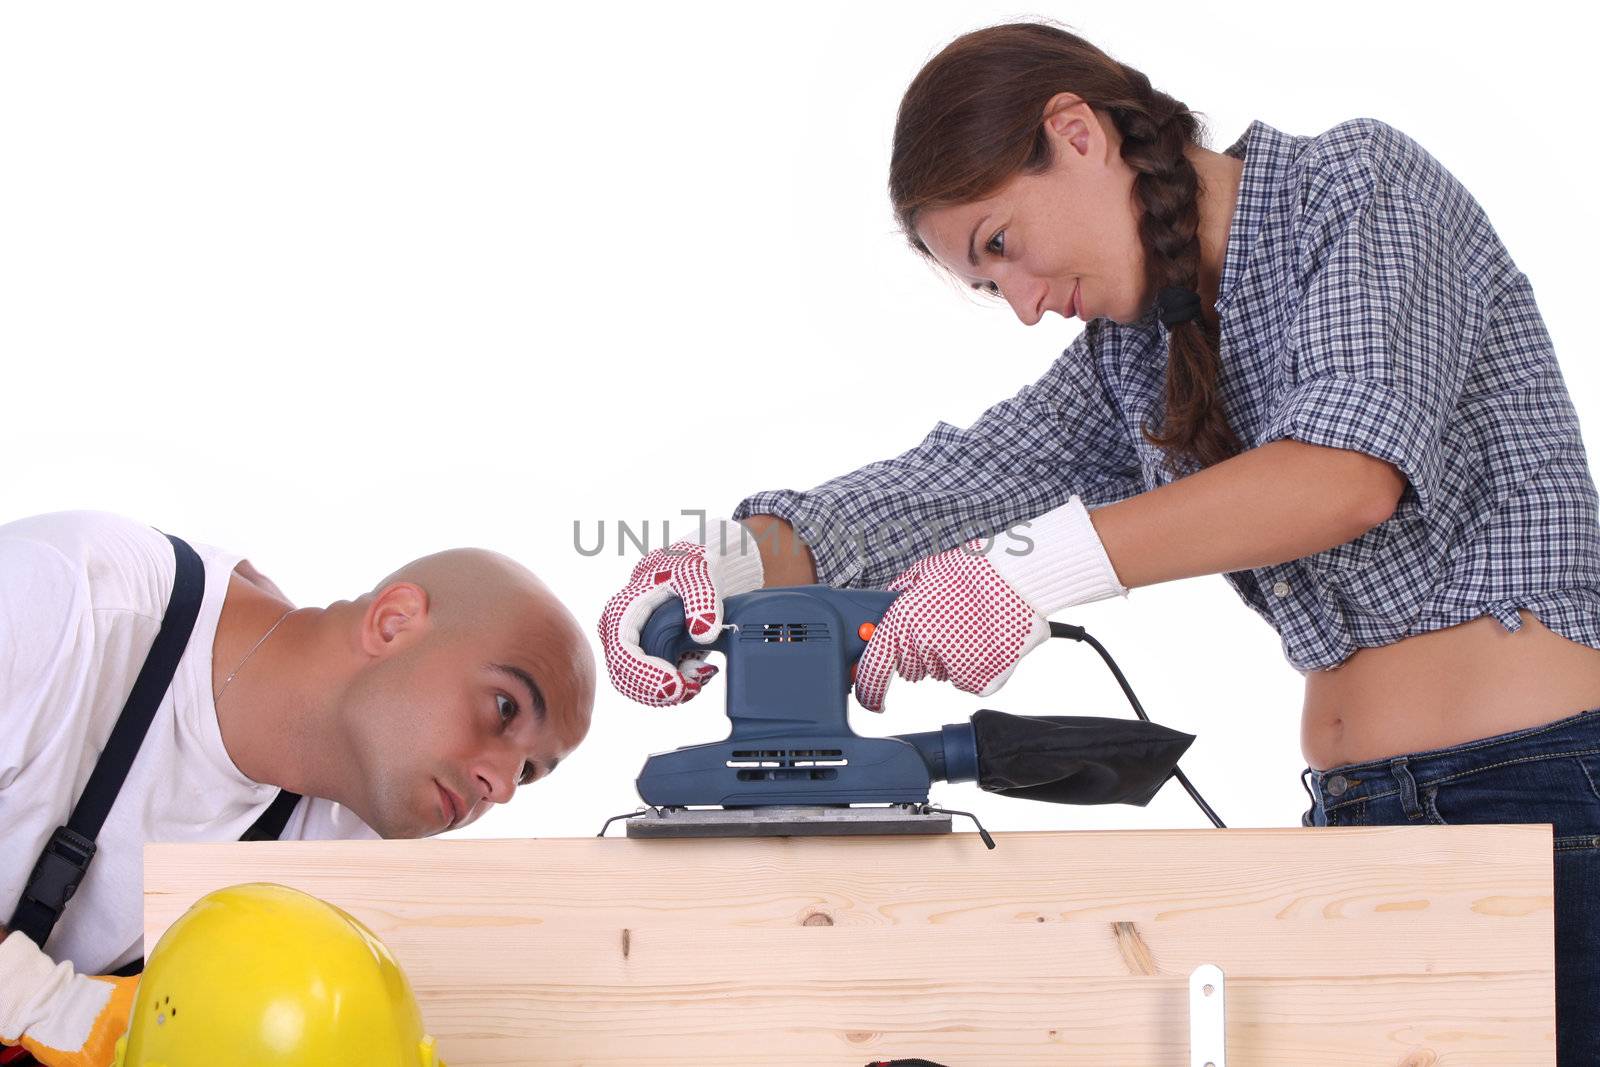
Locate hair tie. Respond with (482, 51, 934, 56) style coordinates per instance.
(1155, 286, 1204, 327)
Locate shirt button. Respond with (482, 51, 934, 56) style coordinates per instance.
(1272, 580, 1290, 598)
(1326, 775, 1349, 797)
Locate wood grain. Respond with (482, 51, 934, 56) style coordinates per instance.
(144, 826, 1555, 1065)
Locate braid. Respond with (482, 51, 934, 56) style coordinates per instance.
(1108, 69, 1245, 478)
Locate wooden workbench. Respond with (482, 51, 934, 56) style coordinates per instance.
(144, 826, 1555, 1064)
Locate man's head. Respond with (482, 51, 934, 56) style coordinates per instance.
(330, 548, 595, 838)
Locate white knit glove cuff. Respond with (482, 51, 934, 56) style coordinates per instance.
(987, 495, 1128, 617)
(0, 929, 71, 1040)
(690, 517, 765, 596)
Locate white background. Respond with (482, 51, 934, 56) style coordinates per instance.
(1, 2, 1594, 840)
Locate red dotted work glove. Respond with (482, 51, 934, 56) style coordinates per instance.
(853, 495, 1127, 712)
(597, 517, 765, 706)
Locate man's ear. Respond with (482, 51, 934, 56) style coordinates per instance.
(360, 581, 430, 656)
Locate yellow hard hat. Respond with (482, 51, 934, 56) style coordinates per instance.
(113, 882, 444, 1067)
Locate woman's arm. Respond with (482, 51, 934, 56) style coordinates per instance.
(731, 330, 1144, 589)
(746, 439, 1402, 593)
(1091, 439, 1404, 589)
(737, 514, 818, 586)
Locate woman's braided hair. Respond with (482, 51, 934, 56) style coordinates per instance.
(890, 20, 1245, 478)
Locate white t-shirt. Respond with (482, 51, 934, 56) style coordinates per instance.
(0, 511, 376, 975)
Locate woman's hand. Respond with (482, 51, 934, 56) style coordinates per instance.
(852, 540, 1051, 712)
(853, 495, 1127, 711)
(597, 518, 765, 706)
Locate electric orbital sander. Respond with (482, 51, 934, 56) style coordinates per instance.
(599, 584, 1208, 844)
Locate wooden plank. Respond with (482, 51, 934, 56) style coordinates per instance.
(144, 826, 1555, 1065)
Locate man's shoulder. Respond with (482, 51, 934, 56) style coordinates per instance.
(0, 510, 172, 608)
(1, 509, 160, 543)
(0, 511, 235, 625)
(0, 511, 166, 635)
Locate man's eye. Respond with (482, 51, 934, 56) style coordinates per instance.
(985, 229, 1006, 257)
(518, 763, 537, 787)
(496, 692, 518, 726)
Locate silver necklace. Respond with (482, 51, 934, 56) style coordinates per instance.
(217, 607, 298, 704)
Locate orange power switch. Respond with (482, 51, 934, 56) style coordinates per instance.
(857, 621, 876, 642)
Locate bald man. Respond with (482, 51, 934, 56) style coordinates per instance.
(0, 510, 593, 1067)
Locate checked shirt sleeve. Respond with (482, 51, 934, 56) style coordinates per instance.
(1259, 154, 1487, 524)
(732, 331, 1143, 589)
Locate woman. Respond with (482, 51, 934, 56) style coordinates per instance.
(597, 20, 1600, 1059)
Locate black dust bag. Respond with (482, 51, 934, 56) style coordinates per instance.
(970, 709, 1195, 806)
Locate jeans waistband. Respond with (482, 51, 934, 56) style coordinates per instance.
(1301, 704, 1600, 813)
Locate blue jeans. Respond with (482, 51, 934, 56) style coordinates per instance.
(1301, 706, 1600, 1065)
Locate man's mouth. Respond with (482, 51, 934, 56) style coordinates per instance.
(436, 781, 464, 829)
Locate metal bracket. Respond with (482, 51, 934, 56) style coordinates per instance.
(1189, 963, 1226, 1066)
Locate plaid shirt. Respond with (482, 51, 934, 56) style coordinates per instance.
(733, 118, 1600, 672)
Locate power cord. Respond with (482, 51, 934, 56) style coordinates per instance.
(1049, 621, 1226, 828)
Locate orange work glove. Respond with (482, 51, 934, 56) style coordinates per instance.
(0, 931, 138, 1067)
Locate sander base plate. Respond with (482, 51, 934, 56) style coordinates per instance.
(622, 804, 953, 839)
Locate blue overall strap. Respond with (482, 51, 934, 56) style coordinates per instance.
(238, 787, 302, 841)
(7, 533, 205, 948)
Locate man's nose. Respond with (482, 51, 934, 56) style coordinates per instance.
(474, 753, 518, 805)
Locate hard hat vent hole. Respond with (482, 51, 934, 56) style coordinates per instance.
(153, 994, 177, 1026)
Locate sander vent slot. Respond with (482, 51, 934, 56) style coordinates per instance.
(743, 623, 830, 643)
(735, 768, 840, 782)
